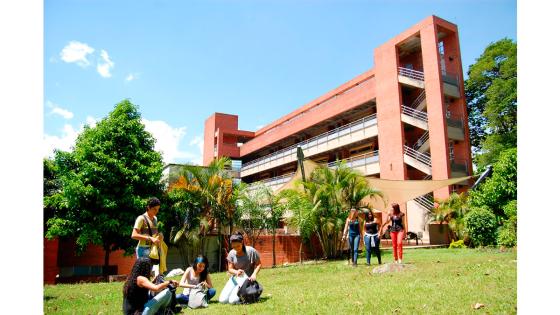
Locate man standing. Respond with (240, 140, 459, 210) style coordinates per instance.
(131, 197, 161, 259)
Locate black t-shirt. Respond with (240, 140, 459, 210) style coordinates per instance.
(390, 214, 404, 232)
(364, 221, 379, 234)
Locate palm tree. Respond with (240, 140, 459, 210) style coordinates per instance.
(430, 192, 470, 241)
(279, 189, 317, 264)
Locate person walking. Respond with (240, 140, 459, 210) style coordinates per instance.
(342, 208, 363, 267)
(382, 203, 406, 264)
(364, 209, 382, 265)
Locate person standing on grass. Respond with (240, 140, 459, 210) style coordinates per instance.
(122, 257, 178, 315)
(364, 209, 382, 265)
(131, 197, 162, 259)
(219, 231, 262, 304)
(342, 208, 364, 267)
(176, 255, 216, 305)
(381, 203, 406, 264)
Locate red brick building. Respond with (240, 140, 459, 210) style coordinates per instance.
(203, 15, 472, 244)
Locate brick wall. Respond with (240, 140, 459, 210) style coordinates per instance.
(44, 238, 59, 285)
(242, 234, 323, 267)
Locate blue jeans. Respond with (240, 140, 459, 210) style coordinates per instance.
(176, 288, 216, 305)
(364, 234, 381, 265)
(348, 233, 360, 265)
(136, 246, 150, 259)
(142, 288, 172, 315)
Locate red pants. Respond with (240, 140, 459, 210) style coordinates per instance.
(390, 230, 404, 260)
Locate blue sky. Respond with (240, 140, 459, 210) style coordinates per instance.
(44, 0, 516, 165)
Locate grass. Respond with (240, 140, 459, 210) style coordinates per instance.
(44, 248, 516, 314)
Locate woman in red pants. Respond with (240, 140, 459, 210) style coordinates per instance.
(382, 203, 406, 264)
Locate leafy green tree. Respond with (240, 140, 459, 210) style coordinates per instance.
(45, 100, 164, 277)
(261, 186, 288, 267)
(431, 192, 469, 242)
(280, 189, 317, 263)
(465, 38, 517, 169)
(469, 148, 517, 220)
(237, 183, 268, 249)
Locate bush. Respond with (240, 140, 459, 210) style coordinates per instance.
(503, 200, 517, 219)
(464, 207, 498, 247)
(497, 218, 517, 247)
(449, 240, 466, 249)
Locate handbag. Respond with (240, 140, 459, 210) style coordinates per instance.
(143, 215, 160, 262)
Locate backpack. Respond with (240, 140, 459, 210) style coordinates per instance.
(237, 280, 263, 304)
(150, 275, 181, 314)
(188, 285, 209, 309)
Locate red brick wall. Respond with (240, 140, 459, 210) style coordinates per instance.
(242, 235, 323, 267)
(44, 238, 59, 284)
(56, 238, 136, 275)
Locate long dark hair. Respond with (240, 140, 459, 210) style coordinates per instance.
(391, 203, 401, 216)
(123, 257, 153, 297)
(192, 255, 209, 282)
(365, 209, 375, 223)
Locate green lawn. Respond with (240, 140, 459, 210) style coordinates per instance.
(44, 248, 516, 314)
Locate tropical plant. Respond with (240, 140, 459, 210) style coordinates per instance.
(280, 189, 317, 263)
(430, 192, 470, 242)
(237, 182, 268, 249)
(261, 185, 288, 267)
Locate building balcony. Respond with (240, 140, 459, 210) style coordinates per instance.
(240, 114, 379, 177)
(246, 150, 380, 192)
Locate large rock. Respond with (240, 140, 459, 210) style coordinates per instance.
(371, 263, 415, 274)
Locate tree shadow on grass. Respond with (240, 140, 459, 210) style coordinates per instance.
(44, 295, 56, 301)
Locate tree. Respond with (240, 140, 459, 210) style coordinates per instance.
(280, 189, 317, 263)
(45, 99, 164, 278)
(469, 148, 517, 221)
(261, 186, 287, 267)
(237, 183, 268, 249)
(430, 192, 469, 242)
(465, 38, 517, 169)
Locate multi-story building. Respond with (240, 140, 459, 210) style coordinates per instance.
(203, 15, 473, 243)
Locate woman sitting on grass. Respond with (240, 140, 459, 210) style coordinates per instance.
(176, 255, 216, 305)
(122, 257, 178, 315)
(219, 231, 262, 304)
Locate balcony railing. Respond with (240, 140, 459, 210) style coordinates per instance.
(442, 73, 459, 86)
(401, 105, 428, 123)
(326, 151, 379, 169)
(247, 151, 380, 190)
(404, 145, 432, 167)
(241, 114, 378, 173)
(413, 131, 429, 151)
(411, 90, 426, 110)
(451, 159, 469, 175)
(398, 67, 425, 81)
(446, 117, 464, 129)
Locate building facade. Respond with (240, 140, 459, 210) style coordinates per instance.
(203, 15, 473, 243)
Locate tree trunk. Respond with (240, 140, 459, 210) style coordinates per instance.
(272, 229, 276, 267)
(103, 245, 110, 282)
(315, 230, 327, 259)
(299, 240, 303, 264)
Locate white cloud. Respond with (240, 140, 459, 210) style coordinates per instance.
(125, 73, 139, 82)
(189, 135, 204, 165)
(60, 41, 95, 67)
(256, 124, 264, 130)
(46, 101, 74, 119)
(97, 50, 114, 78)
(142, 119, 199, 164)
(43, 124, 80, 158)
(86, 116, 98, 128)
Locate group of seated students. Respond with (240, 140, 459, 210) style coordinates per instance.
(123, 231, 262, 314)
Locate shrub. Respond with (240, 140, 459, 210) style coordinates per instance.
(464, 207, 498, 247)
(497, 218, 517, 247)
(449, 240, 466, 249)
(503, 200, 517, 219)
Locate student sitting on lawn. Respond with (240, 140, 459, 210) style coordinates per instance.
(176, 255, 216, 305)
(219, 231, 262, 304)
(364, 209, 382, 265)
(122, 257, 178, 315)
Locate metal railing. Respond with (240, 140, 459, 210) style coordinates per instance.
(398, 67, 425, 81)
(411, 90, 426, 110)
(241, 114, 378, 173)
(450, 159, 469, 174)
(246, 151, 381, 190)
(413, 131, 430, 151)
(401, 105, 428, 123)
(326, 151, 379, 169)
(404, 145, 432, 167)
(414, 194, 434, 211)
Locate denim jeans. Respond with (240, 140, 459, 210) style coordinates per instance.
(348, 233, 360, 265)
(176, 288, 216, 305)
(136, 246, 150, 259)
(142, 288, 172, 315)
(364, 234, 381, 265)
